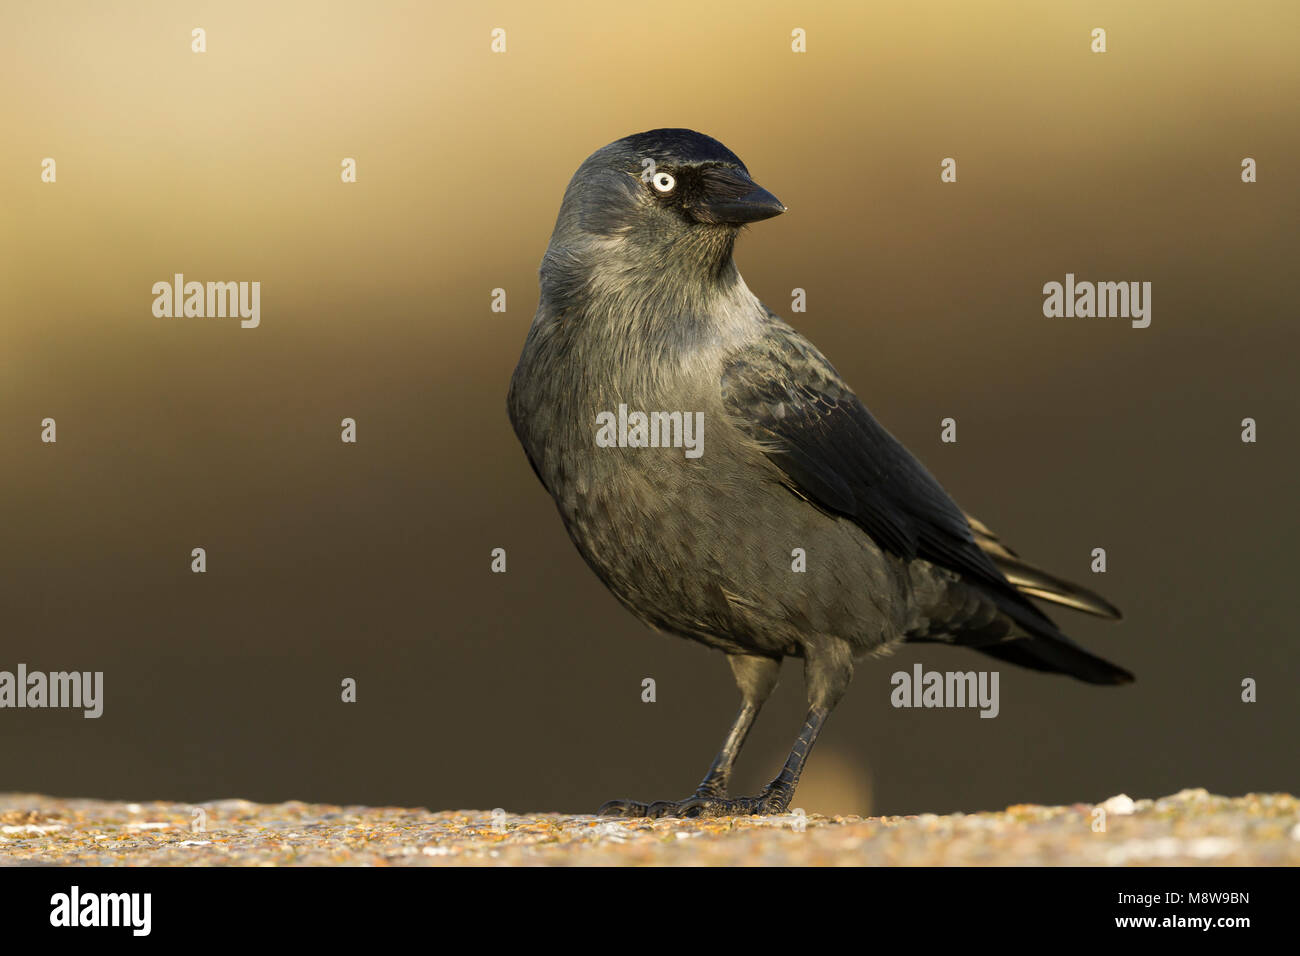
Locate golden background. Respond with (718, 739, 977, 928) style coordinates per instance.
(2, 1, 1297, 814)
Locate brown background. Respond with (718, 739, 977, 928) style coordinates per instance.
(2, 1, 1296, 816)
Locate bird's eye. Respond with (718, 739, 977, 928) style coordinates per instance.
(651, 171, 676, 194)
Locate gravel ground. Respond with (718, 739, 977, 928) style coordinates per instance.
(1, 789, 1296, 866)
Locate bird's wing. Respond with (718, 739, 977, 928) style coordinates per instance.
(719, 318, 1131, 684)
(720, 320, 1017, 602)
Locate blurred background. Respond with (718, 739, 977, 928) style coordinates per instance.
(2, 1, 1296, 817)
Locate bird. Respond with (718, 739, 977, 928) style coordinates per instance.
(507, 128, 1132, 818)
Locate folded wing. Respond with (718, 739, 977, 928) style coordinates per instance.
(720, 318, 1131, 684)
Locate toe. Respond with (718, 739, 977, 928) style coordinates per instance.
(645, 800, 688, 818)
(667, 797, 709, 818)
(597, 799, 648, 817)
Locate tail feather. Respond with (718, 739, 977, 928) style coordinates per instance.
(975, 633, 1134, 685)
(931, 514, 1136, 684)
(967, 514, 1122, 620)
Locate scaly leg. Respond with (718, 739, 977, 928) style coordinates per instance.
(600, 638, 854, 818)
(598, 653, 780, 817)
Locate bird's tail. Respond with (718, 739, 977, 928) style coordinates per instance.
(967, 514, 1122, 620)
(954, 514, 1133, 684)
(973, 630, 1134, 685)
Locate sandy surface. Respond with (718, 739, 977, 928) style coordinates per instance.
(1, 789, 1296, 866)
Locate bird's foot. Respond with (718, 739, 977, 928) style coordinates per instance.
(598, 785, 792, 819)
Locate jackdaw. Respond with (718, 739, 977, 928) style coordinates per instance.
(508, 128, 1131, 818)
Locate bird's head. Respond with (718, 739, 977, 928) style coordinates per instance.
(541, 129, 784, 312)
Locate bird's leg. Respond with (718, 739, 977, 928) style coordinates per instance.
(597, 654, 779, 818)
(691, 700, 760, 799)
(645, 638, 853, 818)
(668, 706, 831, 817)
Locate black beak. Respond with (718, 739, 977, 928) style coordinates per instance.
(691, 167, 786, 226)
